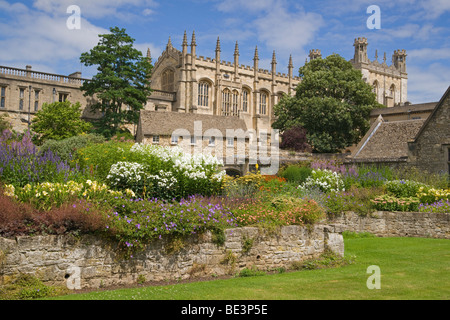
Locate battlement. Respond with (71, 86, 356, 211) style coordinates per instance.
(394, 49, 407, 56)
(309, 49, 321, 55)
(354, 37, 368, 45)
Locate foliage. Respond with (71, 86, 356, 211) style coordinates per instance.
(0, 114, 11, 133)
(299, 169, 345, 193)
(80, 27, 153, 136)
(40, 134, 105, 163)
(31, 101, 92, 145)
(76, 140, 135, 181)
(238, 266, 266, 277)
(0, 130, 88, 187)
(371, 194, 420, 212)
(419, 199, 450, 213)
(416, 187, 450, 204)
(273, 54, 382, 153)
(5, 180, 134, 211)
(222, 172, 265, 198)
(104, 144, 225, 200)
(230, 195, 325, 226)
(0, 189, 106, 238)
(385, 180, 429, 198)
(279, 165, 312, 184)
(324, 186, 383, 216)
(279, 125, 311, 152)
(0, 274, 69, 300)
(291, 250, 355, 271)
(104, 195, 238, 256)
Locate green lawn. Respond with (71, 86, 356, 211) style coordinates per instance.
(49, 236, 450, 300)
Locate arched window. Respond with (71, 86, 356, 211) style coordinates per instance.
(222, 89, 231, 116)
(198, 82, 210, 107)
(232, 90, 239, 116)
(259, 91, 268, 115)
(242, 89, 249, 112)
(373, 81, 379, 102)
(161, 69, 174, 92)
(390, 84, 396, 101)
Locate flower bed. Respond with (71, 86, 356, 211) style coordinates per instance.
(0, 133, 449, 257)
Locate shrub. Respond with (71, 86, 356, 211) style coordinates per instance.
(416, 187, 450, 205)
(324, 186, 383, 216)
(280, 126, 311, 152)
(222, 172, 264, 198)
(371, 194, 420, 212)
(104, 195, 238, 256)
(0, 188, 106, 238)
(385, 180, 428, 198)
(105, 144, 225, 200)
(0, 274, 69, 300)
(40, 134, 105, 162)
(5, 180, 135, 210)
(0, 131, 88, 187)
(76, 140, 135, 181)
(419, 199, 450, 213)
(299, 169, 345, 193)
(30, 101, 92, 145)
(279, 165, 312, 184)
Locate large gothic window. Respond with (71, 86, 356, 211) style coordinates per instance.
(198, 82, 209, 107)
(242, 89, 249, 112)
(232, 90, 239, 116)
(161, 69, 174, 92)
(222, 89, 231, 116)
(259, 91, 267, 115)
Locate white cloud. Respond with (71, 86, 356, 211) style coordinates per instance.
(217, 0, 278, 13)
(408, 48, 450, 61)
(407, 63, 450, 103)
(32, 0, 159, 19)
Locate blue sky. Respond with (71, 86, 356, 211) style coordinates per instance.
(0, 0, 449, 103)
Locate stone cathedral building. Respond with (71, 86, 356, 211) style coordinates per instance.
(0, 34, 410, 173)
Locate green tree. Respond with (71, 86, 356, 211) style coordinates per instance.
(273, 54, 383, 153)
(31, 101, 92, 144)
(80, 27, 152, 138)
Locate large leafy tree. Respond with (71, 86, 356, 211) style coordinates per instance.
(80, 27, 152, 137)
(273, 54, 383, 153)
(31, 101, 92, 144)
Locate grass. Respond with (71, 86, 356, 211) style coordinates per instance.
(45, 236, 450, 300)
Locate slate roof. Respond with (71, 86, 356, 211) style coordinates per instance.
(370, 102, 437, 117)
(138, 111, 248, 137)
(351, 117, 426, 161)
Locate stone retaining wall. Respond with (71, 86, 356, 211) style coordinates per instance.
(0, 224, 344, 290)
(328, 211, 450, 239)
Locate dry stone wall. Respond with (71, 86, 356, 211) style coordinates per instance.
(0, 224, 344, 290)
(328, 211, 450, 239)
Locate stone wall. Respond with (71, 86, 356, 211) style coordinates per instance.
(0, 224, 344, 290)
(328, 211, 450, 239)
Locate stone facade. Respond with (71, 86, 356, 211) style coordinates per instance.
(0, 65, 96, 132)
(349, 38, 408, 107)
(1, 36, 408, 138)
(408, 86, 450, 175)
(328, 211, 450, 239)
(0, 225, 344, 290)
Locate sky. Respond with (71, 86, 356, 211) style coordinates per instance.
(0, 0, 449, 103)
